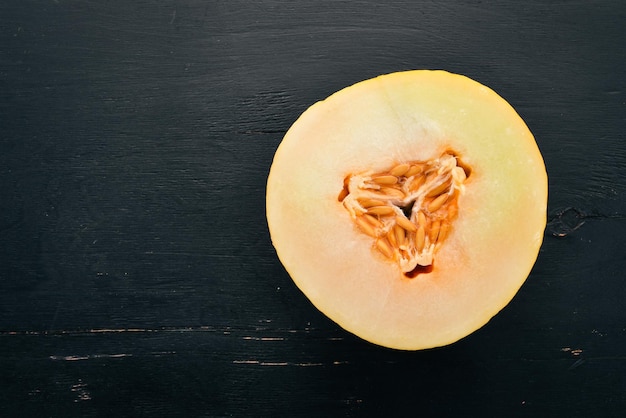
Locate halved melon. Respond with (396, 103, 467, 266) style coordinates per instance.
(266, 70, 547, 350)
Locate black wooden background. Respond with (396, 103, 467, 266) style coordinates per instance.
(1, 1, 625, 417)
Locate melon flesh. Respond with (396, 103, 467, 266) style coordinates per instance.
(266, 70, 547, 350)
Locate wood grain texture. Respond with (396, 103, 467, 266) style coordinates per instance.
(1, 0, 625, 416)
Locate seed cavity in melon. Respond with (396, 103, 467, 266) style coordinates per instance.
(340, 150, 469, 276)
(266, 70, 547, 350)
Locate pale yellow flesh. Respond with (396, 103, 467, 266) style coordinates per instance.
(266, 70, 547, 350)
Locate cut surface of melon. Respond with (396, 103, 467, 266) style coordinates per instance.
(266, 70, 547, 350)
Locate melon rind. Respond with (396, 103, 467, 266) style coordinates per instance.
(266, 70, 547, 350)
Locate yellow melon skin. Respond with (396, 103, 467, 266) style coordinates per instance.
(266, 70, 547, 350)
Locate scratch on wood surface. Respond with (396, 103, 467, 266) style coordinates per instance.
(49, 351, 177, 361)
(561, 347, 584, 356)
(232, 360, 333, 367)
(0, 325, 345, 338)
(242, 336, 285, 341)
(50, 353, 133, 361)
(568, 358, 586, 370)
(70, 379, 91, 402)
(1, 326, 236, 336)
